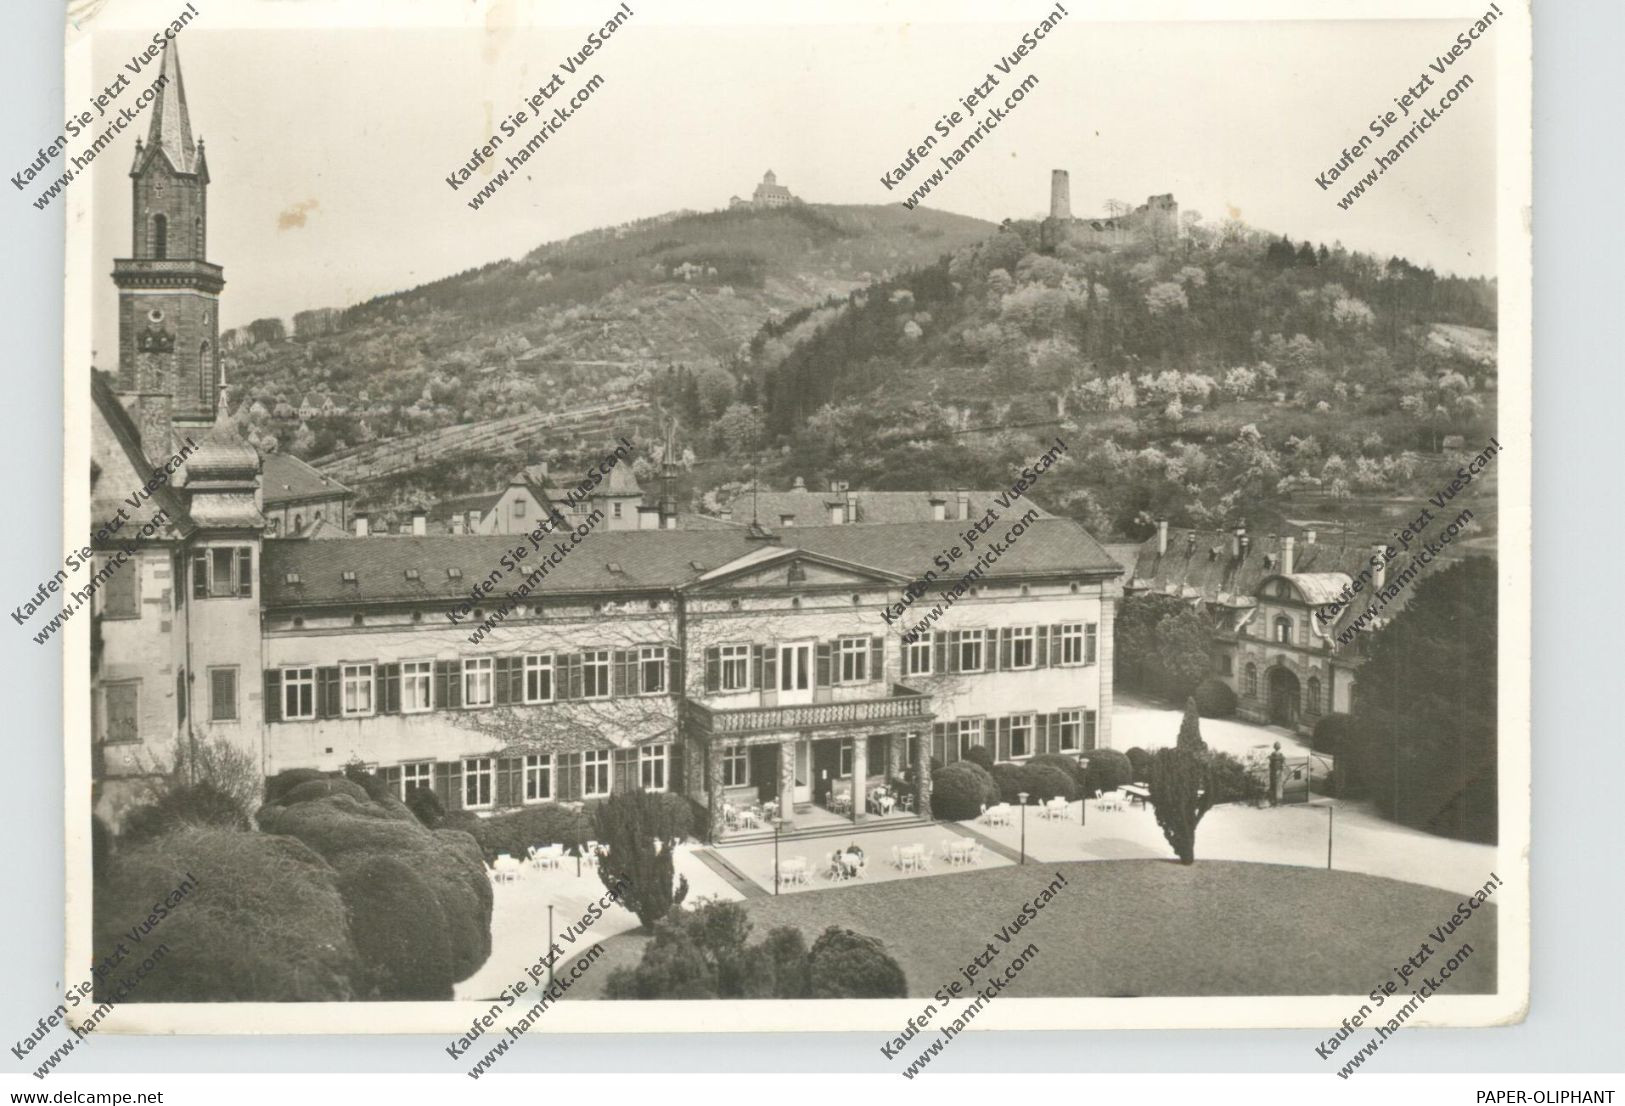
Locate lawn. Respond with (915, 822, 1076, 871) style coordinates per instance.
(578, 859, 1498, 1000)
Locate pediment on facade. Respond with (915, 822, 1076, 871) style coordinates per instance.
(687, 546, 909, 592)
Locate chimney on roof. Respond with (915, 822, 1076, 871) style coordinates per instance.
(829, 502, 844, 526)
(354, 514, 369, 539)
(450, 514, 465, 535)
(956, 491, 970, 521)
(930, 495, 947, 522)
(792, 475, 806, 491)
(412, 508, 427, 538)
(1304, 527, 1317, 545)
(845, 490, 858, 524)
(1156, 517, 1168, 557)
(1281, 535, 1296, 575)
(1231, 519, 1247, 559)
(1372, 542, 1387, 591)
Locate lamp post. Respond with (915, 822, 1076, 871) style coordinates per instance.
(1079, 758, 1090, 828)
(773, 815, 783, 896)
(1017, 791, 1029, 865)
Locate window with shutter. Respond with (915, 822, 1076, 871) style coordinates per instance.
(435, 762, 459, 810)
(235, 548, 254, 598)
(704, 647, 721, 693)
(493, 657, 515, 705)
(869, 636, 883, 682)
(101, 682, 140, 743)
(1085, 623, 1098, 664)
(751, 645, 764, 691)
(378, 664, 400, 714)
(815, 642, 832, 687)
(1035, 712, 1050, 753)
(191, 550, 207, 600)
(102, 559, 139, 618)
(946, 631, 961, 673)
(933, 631, 948, 674)
(317, 667, 341, 718)
(262, 670, 282, 722)
(996, 716, 1012, 762)
(931, 722, 948, 764)
(669, 647, 684, 694)
(760, 647, 775, 691)
(982, 717, 996, 754)
(1035, 625, 1050, 667)
(1083, 710, 1098, 751)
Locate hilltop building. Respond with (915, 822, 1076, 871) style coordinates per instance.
(729, 170, 800, 210)
(1042, 169, 1181, 251)
(88, 49, 1126, 840)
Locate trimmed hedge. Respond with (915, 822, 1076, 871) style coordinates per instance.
(264, 768, 329, 804)
(930, 762, 1000, 820)
(258, 793, 493, 988)
(120, 782, 253, 845)
(406, 786, 445, 828)
(469, 802, 593, 864)
(280, 778, 371, 806)
(990, 764, 1028, 805)
(1083, 748, 1134, 796)
(1193, 678, 1239, 719)
(94, 826, 357, 1001)
(337, 853, 455, 999)
(1125, 746, 1152, 781)
(1024, 764, 1078, 803)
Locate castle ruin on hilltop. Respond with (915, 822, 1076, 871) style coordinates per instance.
(1042, 169, 1180, 251)
(729, 169, 800, 210)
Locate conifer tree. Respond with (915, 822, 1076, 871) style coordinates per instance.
(594, 788, 690, 932)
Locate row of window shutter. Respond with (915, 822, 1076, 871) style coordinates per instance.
(262, 648, 679, 722)
(902, 626, 1097, 676)
(702, 637, 885, 693)
(387, 747, 678, 812)
(930, 711, 1098, 763)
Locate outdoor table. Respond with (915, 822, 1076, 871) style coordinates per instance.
(737, 808, 760, 829)
(1122, 785, 1151, 807)
(781, 857, 809, 885)
(492, 856, 523, 882)
(949, 840, 976, 865)
(898, 844, 926, 871)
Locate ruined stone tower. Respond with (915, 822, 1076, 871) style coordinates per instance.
(1049, 169, 1072, 220)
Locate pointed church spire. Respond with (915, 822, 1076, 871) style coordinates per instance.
(145, 41, 198, 173)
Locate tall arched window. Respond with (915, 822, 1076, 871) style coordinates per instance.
(199, 341, 211, 402)
(194, 217, 203, 256)
(151, 214, 168, 259)
(1306, 676, 1323, 718)
(1274, 616, 1294, 644)
(1244, 663, 1258, 698)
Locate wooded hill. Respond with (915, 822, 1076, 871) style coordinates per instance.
(716, 218, 1497, 542)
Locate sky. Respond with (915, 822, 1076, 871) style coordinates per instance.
(83, 13, 1499, 362)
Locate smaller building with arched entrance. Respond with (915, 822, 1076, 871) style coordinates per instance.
(1230, 573, 1360, 734)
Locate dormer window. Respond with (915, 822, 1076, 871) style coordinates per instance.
(283, 572, 302, 586)
(342, 570, 358, 584)
(447, 568, 463, 580)
(404, 569, 420, 581)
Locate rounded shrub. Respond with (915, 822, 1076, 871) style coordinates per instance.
(258, 793, 494, 986)
(962, 744, 995, 771)
(1125, 746, 1152, 781)
(1024, 764, 1078, 803)
(990, 763, 1029, 805)
(1193, 678, 1239, 718)
(469, 802, 593, 863)
(280, 778, 372, 806)
(264, 768, 329, 804)
(1083, 748, 1134, 796)
(405, 786, 445, 828)
(1027, 753, 1084, 789)
(808, 927, 907, 998)
(930, 762, 1000, 820)
(120, 782, 252, 845)
(1313, 712, 1356, 757)
(94, 826, 357, 1001)
(337, 853, 454, 999)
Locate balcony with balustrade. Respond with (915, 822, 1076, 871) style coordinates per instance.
(685, 683, 933, 741)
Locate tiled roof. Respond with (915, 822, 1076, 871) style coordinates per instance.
(263, 452, 352, 505)
(261, 518, 1121, 608)
(720, 489, 1052, 527)
(1124, 528, 1376, 607)
(90, 373, 193, 539)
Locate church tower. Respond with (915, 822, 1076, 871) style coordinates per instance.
(113, 41, 224, 451)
